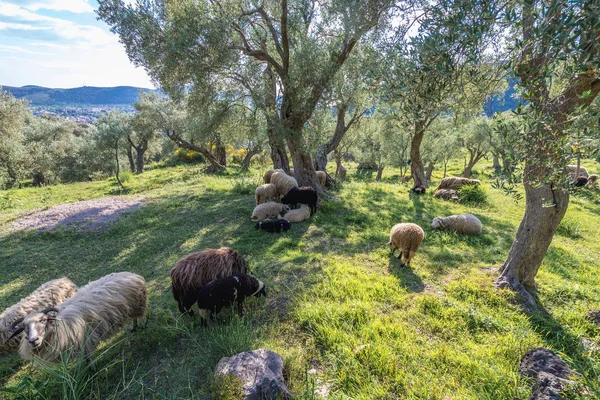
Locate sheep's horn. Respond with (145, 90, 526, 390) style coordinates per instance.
(40, 307, 59, 315)
(10, 317, 25, 331)
(7, 327, 24, 341)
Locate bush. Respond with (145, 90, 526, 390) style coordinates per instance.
(119, 170, 132, 183)
(175, 148, 205, 163)
(231, 176, 255, 195)
(458, 184, 487, 204)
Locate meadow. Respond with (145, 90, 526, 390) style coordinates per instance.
(0, 159, 599, 400)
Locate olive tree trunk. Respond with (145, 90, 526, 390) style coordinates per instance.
(410, 127, 427, 193)
(241, 143, 261, 171)
(215, 137, 227, 166)
(166, 130, 225, 172)
(126, 144, 136, 173)
(286, 130, 324, 195)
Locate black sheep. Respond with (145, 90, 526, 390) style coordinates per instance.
(255, 219, 291, 233)
(196, 274, 266, 324)
(574, 176, 588, 187)
(281, 186, 318, 215)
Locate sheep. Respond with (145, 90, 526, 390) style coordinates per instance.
(170, 247, 249, 314)
(1, 277, 76, 354)
(255, 219, 291, 233)
(431, 213, 483, 235)
(387, 223, 425, 266)
(433, 188, 459, 201)
(283, 204, 310, 223)
(263, 169, 285, 184)
(9, 272, 146, 364)
(316, 171, 326, 187)
(281, 186, 318, 215)
(436, 177, 481, 191)
(255, 183, 278, 205)
(587, 174, 598, 188)
(251, 201, 290, 221)
(566, 165, 589, 178)
(270, 171, 298, 196)
(574, 176, 588, 187)
(195, 274, 266, 324)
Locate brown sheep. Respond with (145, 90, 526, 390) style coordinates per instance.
(436, 177, 481, 191)
(387, 223, 425, 266)
(316, 171, 326, 187)
(255, 183, 278, 205)
(263, 169, 285, 184)
(170, 248, 249, 314)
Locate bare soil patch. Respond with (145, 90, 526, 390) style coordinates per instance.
(7, 197, 146, 232)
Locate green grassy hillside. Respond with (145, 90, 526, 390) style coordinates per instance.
(0, 161, 599, 399)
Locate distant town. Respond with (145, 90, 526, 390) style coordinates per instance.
(31, 104, 136, 123)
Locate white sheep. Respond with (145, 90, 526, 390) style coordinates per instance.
(587, 174, 598, 188)
(255, 183, 278, 205)
(316, 171, 326, 187)
(387, 223, 425, 266)
(431, 213, 482, 235)
(282, 204, 310, 223)
(251, 202, 290, 221)
(436, 177, 481, 191)
(9, 272, 147, 364)
(433, 188, 459, 201)
(566, 165, 589, 178)
(263, 169, 285, 184)
(270, 172, 298, 196)
(1, 277, 76, 354)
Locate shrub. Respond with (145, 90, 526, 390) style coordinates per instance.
(231, 176, 255, 195)
(458, 184, 487, 204)
(175, 148, 205, 163)
(119, 170, 132, 183)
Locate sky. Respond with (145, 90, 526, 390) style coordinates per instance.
(0, 0, 154, 89)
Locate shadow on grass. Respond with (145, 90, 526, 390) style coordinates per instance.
(388, 257, 425, 293)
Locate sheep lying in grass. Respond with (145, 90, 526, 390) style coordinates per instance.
(263, 169, 284, 184)
(195, 274, 266, 324)
(271, 172, 298, 196)
(9, 272, 146, 364)
(587, 174, 598, 188)
(255, 219, 291, 233)
(566, 165, 589, 178)
(387, 223, 425, 266)
(1, 278, 77, 354)
(283, 204, 310, 223)
(575, 176, 588, 187)
(255, 183, 278, 205)
(251, 201, 290, 221)
(436, 177, 481, 191)
(431, 213, 482, 235)
(170, 247, 249, 314)
(433, 188, 459, 201)
(281, 186, 318, 215)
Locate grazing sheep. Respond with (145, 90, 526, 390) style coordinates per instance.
(436, 177, 481, 191)
(251, 201, 290, 221)
(195, 274, 266, 324)
(270, 172, 298, 196)
(316, 171, 326, 187)
(255, 183, 278, 205)
(431, 213, 483, 235)
(171, 247, 249, 314)
(263, 169, 285, 184)
(574, 176, 588, 187)
(255, 219, 291, 233)
(387, 223, 425, 266)
(566, 165, 589, 178)
(283, 204, 310, 223)
(9, 272, 146, 364)
(281, 186, 318, 215)
(433, 188, 459, 201)
(1, 278, 77, 354)
(587, 174, 598, 188)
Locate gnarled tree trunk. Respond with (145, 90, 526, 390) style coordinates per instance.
(410, 125, 427, 193)
(376, 166, 384, 181)
(166, 130, 225, 172)
(126, 144, 135, 173)
(264, 66, 290, 173)
(241, 143, 261, 171)
(215, 136, 227, 166)
(286, 130, 324, 195)
(425, 161, 435, 182)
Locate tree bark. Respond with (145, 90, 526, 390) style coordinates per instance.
(376, 166, 384, 181)
(425, 161, 435, 182)
(286, 130, 324, 195)
(493, 153, 501, 171)
(241, 143, 261, 171)
(126, 144, 135, 173)
(264, 66, 290, 173)
(495, 170, 569, 301)
(135, 146, 145, 174)
(114, 139, 125, 191)
(410, 125, 427, 193)
(215, 136, 227, 166)
(462, 149, 486, 178)
(337, 165, 347, 181)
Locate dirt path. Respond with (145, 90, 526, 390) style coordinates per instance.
(6, 197, 146, 232)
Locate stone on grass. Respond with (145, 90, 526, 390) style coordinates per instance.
(519, 347, 575, 400)
(215, 349, 291, 400)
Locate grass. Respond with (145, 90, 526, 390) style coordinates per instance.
(0, 160, 599, 399)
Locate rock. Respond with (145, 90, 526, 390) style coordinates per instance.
(519, 347, 574, 400)
(586, 310, 600, 326)
(215, 349, 291, 400)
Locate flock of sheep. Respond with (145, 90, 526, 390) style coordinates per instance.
(0, 164, 596, 372)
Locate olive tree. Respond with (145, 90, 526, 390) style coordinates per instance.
(0, 89, 30, 188)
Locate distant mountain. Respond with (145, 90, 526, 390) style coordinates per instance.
(1, 85, 154, 106)
(484, 78, 521, 116)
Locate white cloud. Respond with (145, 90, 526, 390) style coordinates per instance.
(0, 43, 50, 55)
(0, 21, 47, 30)
(25, 0, 94, 13)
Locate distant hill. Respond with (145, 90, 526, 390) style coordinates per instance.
(484, 78, 521, 116)
(1, 85, 154, 106)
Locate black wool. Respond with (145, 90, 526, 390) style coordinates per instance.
(255, 219, 291, 233)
